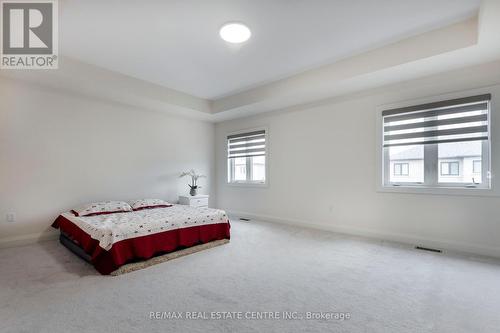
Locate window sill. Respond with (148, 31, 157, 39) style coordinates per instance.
(377, 184, 497, 197)
(226, 181, 268, 188)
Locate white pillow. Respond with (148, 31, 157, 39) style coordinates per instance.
(130, 199, 172, 211)
(72, 201, 132, 217)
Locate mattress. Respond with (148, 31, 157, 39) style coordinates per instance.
(52, 205, 230, 274)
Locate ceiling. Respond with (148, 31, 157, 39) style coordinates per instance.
(60, 0, 480, 100)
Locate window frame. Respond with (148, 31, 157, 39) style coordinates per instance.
(226, 127, 268, 187)
(376, 89, 496, 196)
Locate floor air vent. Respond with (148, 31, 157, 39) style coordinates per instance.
(415, 246, 442, 253)
(239, 218, 251, 222)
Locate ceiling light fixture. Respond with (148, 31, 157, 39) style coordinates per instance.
(219, 22, 251, 44)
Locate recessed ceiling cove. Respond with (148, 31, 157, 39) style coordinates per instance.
(60, 0, 480, 99)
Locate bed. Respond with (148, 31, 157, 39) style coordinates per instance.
(51, 204, 231, 275)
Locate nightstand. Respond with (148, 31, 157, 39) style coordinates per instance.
(178, 195, 209, 208)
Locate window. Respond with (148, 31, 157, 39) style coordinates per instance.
(382, 94, 491, 189)
(393, 163, 409, 176)
(440, 161, 459, 176)
(227, 129, 267, 185)
(473, 160, 481, 174)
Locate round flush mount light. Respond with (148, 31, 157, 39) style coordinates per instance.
(219, 22, 251, 43)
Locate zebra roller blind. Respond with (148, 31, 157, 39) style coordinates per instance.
(382, 94, 491, 148)
(227, 130, 266, 159)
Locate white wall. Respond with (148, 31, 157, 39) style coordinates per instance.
(0, 77, 215, 246)
(215, 60, 500, 258)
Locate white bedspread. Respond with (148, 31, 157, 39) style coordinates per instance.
(61, 205, 229, 251)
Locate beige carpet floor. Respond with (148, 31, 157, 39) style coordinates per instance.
(1, 219, 500, 332)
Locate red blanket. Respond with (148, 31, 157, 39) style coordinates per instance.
(52, 215, 230, 275)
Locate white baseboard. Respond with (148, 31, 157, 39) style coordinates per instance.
(227, 210, 500, 259)
(0, 230, 59, 249)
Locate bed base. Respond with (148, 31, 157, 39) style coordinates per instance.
(59, 231, 92, 263)
(59, 230, 230, 275)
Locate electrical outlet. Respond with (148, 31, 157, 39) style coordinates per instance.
(6, 212, 16, 223)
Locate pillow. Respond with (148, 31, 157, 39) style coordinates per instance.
(72, 201, 132, 217)
(130, 199, 172, 211)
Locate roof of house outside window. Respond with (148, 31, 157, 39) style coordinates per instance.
(390, 142, 481, 160)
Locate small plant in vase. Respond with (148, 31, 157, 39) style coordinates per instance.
(180, 169, 206, 196)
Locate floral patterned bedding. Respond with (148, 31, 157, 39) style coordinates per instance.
(60, 204, 229, 251)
